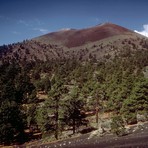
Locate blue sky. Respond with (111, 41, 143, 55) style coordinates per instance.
(0, 0, 148, 45)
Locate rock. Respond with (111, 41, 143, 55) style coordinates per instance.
(137, 113, 147, 122)
(101, 119, 112, 133)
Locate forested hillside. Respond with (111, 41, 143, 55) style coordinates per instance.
(0, 23, 148, 145)
(0, 46, 148, 144)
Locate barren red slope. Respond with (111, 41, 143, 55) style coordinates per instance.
(34, 23, 131, 48)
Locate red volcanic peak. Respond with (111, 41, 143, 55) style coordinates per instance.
(65, 23, 130, 48)
(1, 22, 146, 63)
(38, 23, 131, 48)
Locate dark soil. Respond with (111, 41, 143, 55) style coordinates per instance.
(19, 122, 148, 148)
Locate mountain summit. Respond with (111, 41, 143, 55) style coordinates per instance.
(33, 23, 131, 48)
(0, 23, 147, 63)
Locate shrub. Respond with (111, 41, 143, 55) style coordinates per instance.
(111, 115, 126, 136)
(123, 112, 137, 125)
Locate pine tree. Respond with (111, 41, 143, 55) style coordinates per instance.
(36, 77, 66, 139)
(121, 78, 148, 124)
(63, 87, 85, 134)
(0, 101, 25, 144)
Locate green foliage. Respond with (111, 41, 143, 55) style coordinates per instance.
(63, 87, 85, 134)
(35, 76, 51, 93)
(121, 78, 148, 124)
(111, 115, 126, 136)
(0, 46, 148, 144)
(0, 101, 25, 144)
(0, 62, 36, 144)
(36, 77, 66, 139)
(131, 78, 148, 110)
(27, 104, 37, 127)
(36, 102, 53, 134)
(15, 72, 37, 104)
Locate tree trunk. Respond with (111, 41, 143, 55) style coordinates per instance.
(96, 106, 99, 128)
(55, 99, 59, 139)
(95, 95, 99, 128)
(73, 118, 76, 134)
